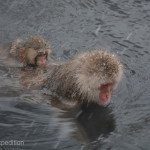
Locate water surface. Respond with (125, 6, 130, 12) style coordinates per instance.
(0, 0, 150, 150)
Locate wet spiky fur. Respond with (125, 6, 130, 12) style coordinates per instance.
(44, 50, 122, 104)
(24, 36, 50, 54)
(9, 36, 51, 66)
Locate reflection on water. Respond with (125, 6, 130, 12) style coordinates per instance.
(76, 104, 115, 142)
(0, 97, 115, 150)
(0, 0, 150, 150)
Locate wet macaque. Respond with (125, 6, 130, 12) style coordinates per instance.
(22, 50, 122, 106)
(0, 36, 51, 67)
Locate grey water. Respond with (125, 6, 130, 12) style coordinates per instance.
(0, 0, 150, 150)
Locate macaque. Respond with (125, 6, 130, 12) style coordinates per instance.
(21, 50, 122, 106)
(0, 36, 51, 67)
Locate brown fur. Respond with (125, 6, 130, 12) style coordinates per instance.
(9, 36, 51, 66)
(21, 50, 122, 106)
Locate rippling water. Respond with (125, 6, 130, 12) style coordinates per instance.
(0, 0, 150, 150)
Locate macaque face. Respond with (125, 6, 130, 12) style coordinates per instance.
(20, 48, 48, 66)
(35, 52, 47, 66)
(99, 83, 113, 104)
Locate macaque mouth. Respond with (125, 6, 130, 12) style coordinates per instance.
(99, 83, 112, 103)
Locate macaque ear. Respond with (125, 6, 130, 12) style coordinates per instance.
(19, 48, 25, 57)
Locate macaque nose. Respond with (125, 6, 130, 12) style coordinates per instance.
(100, 91, 111, 102)
(42, 59, 46, 63)
(106, 93, 109, 99)
(104, 92, 110, 100)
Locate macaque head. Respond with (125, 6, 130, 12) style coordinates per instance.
(75, 50, 123, 105)
(20, 36, 51, 66)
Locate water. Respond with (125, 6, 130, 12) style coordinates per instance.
(0, 0, 150, 149)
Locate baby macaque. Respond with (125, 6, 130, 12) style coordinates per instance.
(22, 50, 122, 106)
(0, 36, 51, 67)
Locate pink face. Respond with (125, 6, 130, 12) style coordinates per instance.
(36, 54, 47, 66)
(99, 83, 112, 104)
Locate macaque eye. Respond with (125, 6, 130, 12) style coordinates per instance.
(35, 47, 42, 51)
(37, 52, 47, 57)
(100, 83, 112, 90)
